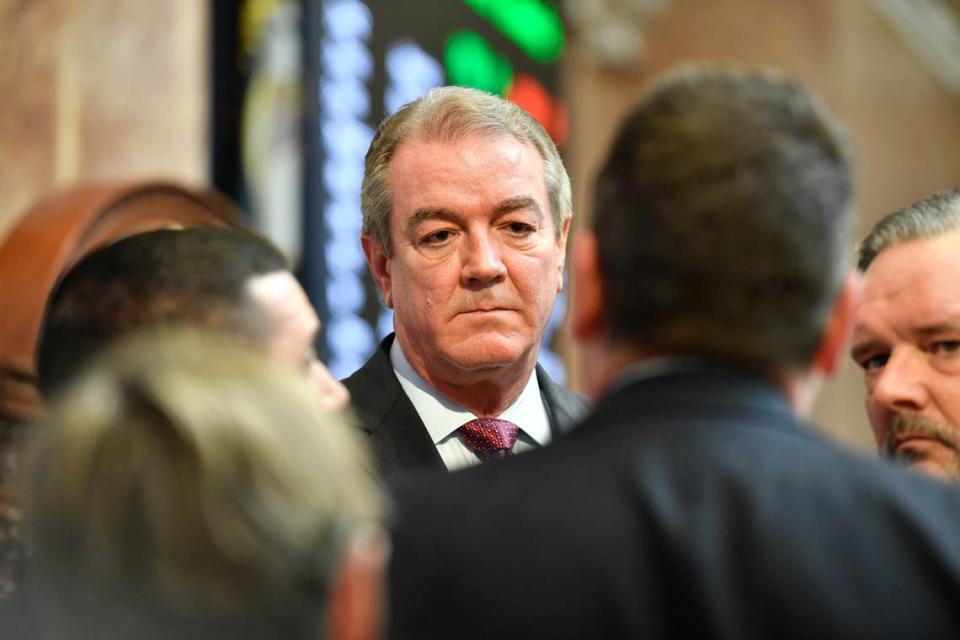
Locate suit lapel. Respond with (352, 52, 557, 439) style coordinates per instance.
(344, 337, 589, 473)
(342, 335, 444, 475)
(537, 365, 589, 439)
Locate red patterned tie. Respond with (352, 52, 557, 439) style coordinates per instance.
(458, 418, 519, 461)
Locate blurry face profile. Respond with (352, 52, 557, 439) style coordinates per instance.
(364, 133, 568, 387)
(851, 229, 960, 481)
(246, 271, 350, 410)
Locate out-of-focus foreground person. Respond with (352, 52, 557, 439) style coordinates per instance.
(346, 86, 586, 474)
(853, 186, 960, 480)
(36, 227, 348, 410)
(388, 67, 960, 639)
(19, 330, 386, 640)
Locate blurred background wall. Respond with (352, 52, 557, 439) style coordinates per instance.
(2, 0, 960, 450)
(0, 0, 209, 242)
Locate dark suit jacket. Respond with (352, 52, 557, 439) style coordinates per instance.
(342, 334, 587, 476)
(389, 363, 960, 639)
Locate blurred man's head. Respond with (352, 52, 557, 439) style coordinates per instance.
(852, 186, 960, 480)
(359, 86, 572, 413)
(23, 329, 386, 640)
(572, 67, 856, 405)
(37, 227, 347, 409)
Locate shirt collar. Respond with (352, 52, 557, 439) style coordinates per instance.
(390, 339, 551, 445)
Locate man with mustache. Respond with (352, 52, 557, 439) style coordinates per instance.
(852, 186, 960, 480)
(344, 86, 587, 475)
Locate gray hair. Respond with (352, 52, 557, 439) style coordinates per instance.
(858, 186, 960, 271)
(361, 86, 572, 255)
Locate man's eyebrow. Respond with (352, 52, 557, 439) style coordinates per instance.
(493, 196, 543, 220)
(407, 208, 459, 231)
(406, 198, 543, 231)
(849, 322, 960, 361)
(913, 322, 960, 338)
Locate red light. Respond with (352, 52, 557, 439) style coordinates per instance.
(507, 73, 567, 147)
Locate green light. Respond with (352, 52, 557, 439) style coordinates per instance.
(444, 30, 514, 96)
(463, 0, 564, 63)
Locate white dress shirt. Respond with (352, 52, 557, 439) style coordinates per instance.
(390, 339, 552, 470)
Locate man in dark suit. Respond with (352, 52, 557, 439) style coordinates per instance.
(388, 67, 960, 638)
(344, 86, 586, 475)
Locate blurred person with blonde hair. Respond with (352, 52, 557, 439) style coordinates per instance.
(18, 329, 387, 640)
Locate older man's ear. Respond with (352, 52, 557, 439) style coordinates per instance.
(556, 217, 572, 293)
(361, 234, 394, 309)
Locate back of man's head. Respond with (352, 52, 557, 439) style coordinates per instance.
(858, 185, 960, 271)
(592, 66, 855, 372)
(23, 329, 386, 640)
(37, 227, 288, 397)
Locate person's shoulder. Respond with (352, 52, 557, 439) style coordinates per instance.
(341, 336, 395, 390)
(536, 365, 590, 431)
(341, 335, 406, 431)
(0, 589, 38, 640)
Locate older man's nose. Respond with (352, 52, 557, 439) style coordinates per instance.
(872, 349, 929, 414)
(461, 233, 506, 286)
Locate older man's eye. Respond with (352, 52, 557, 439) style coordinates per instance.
(422, 230, 454, 245)
(504, 222, 535, 236)
(859, 353, 889, 372)
(932, 340, 960, 356)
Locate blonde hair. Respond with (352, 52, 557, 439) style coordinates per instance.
(23, 329, 383, 638)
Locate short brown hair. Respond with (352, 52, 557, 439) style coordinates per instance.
(593, 66, 855, 371)
(37, 227, 289, 397)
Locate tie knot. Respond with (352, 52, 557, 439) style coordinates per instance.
(458, 418, 519, 461)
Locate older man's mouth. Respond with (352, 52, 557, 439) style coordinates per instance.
(885, 414, 960, 463)
(458, 307, 515, 316)
(878, 413, 960, 479)
(892, 435, 951, 460)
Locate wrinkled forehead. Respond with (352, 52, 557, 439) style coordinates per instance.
(399, 126, 545, 164)
(858, 231, 960, 325)
(866, 230, 960, 284)
(387, 134, 549, 216)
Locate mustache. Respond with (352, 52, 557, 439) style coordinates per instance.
(882, 412, 959, 461)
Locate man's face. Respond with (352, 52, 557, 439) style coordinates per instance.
(851, 228, 960, 480)
(364, 134, 569, 387)
(246, 271, 349, 410)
